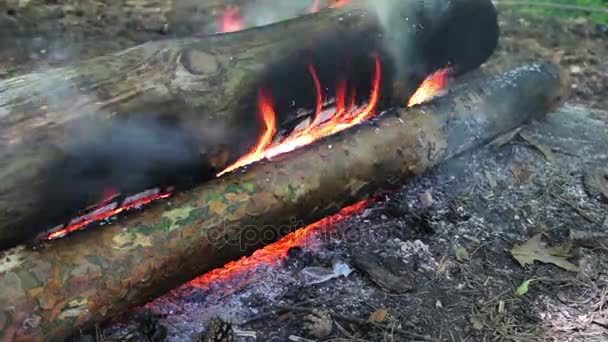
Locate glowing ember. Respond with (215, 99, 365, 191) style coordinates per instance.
(328, 0, 353, 9)
(100, 188, 119, 205)
(407, 68, 450, 107)
(218, 0, 353, 32)
(217, 6, 243, 33)
(217, 55, 382, 176)
(311, 0, 352, 13)
(189, 199, 370, 288)
(309, 0, 321, 13)
(44, 190, 172, 240)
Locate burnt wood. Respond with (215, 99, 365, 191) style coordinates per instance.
(0, 0, 498, 249)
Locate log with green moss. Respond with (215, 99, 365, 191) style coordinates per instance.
(0, 61, 567, 341)
(0, 0, 499, 249)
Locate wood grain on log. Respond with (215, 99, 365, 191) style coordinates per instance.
(0, 0, 499, 249)
(0, 61, 567, 341)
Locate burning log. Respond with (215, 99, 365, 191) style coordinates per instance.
(0, 0, 499, 249)
(0, 62, 567, 341)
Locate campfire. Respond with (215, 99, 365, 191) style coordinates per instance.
(0, 0, 569, 340)
(41, 57, 447, 242)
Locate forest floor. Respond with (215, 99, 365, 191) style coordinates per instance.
(2, 6, 607, 342)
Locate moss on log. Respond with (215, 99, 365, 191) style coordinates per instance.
(0, 0, 499, 249)
(0, 61, 567, 341)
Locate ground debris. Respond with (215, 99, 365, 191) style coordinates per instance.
(200, 317, 234, 342)
(489, 127, 522, 148)
(300, 260, 352, 285)
(570, 229, 608, 248)
(274, 304, 439, 342)
(454, 246, 470, 262)
(583, 166, 608, 201)
(418, 191, 434, 207)
(511, 233, 579, 272)
(518, 132, 556, 162)
(352, 253, 416, 293)
(368, 309, 388, 323)
(303, 309, 333, 338)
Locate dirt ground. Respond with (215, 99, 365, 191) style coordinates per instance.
(2, 6, 607, 342)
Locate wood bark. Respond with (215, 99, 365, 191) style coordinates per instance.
(0, 0, 499, 249)
(0, 61, 568, 342)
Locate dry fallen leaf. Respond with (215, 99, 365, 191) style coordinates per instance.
(511, 234, 579, 272)
(368, 309, 388, 323)
(510, 164, 530, 184)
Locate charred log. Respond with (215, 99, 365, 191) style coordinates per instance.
(0, 62, 567, 341)
(0, 0, 498, 249)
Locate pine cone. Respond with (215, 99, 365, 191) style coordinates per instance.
(201, 317, 234, 342)
(303, 309, 333, 338)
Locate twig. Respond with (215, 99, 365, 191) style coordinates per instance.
(493, 1, 608, 15)
(274, 304, 440, 342)
(240, 308, 284, 326)
(240, 300, 314, 326)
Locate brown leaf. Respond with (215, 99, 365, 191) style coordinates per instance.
(511, 234, 579, 272)
(510, 164, 530, 184)
(368, 309, 388, 323)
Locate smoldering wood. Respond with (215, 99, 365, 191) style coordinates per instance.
(0, 0, 499, 249)
(0, 61, 567, 341)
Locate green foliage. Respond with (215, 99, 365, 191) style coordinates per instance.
(506, 0, 608, 24)
(515, 278, 534, 296)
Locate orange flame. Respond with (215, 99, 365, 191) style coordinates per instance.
(311, 0, 352, 12)
(407, 68, 450, 107)
(218, 54, 383, 177)
(189, 199, 370, 288)
(217, 6, 243, 33)
(328, 0, 353, 9)
(44, 190, 171, 240)
(219, 0, 353, 32)
(309, 0, 321, 13)
(306, 64, 324, 130)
